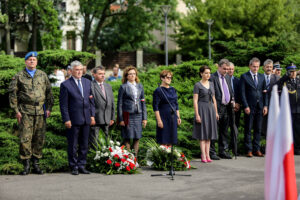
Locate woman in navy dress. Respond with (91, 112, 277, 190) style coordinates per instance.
(153, 70, 181, 145)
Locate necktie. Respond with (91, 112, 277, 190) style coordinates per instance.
(221, 76, 230, 104)
(266, 75, 270, 88)
(77, 79, 83, 97)
(253, 74, 258, 87)
(100, 83, 106, 98)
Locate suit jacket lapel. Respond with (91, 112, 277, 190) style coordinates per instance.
(71, 77, 83, 97)
(213, 72, 222, 92)
(94, 81, 106, 101)
(136, 84, 142, 99)
(246, 72, 257, 89)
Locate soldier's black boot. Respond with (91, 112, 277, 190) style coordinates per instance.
(20, 159, 30, 175)
(32, 157, 44, 175)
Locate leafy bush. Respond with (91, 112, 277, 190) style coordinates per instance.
(0, 55, 24, 95)
(37, 50, 96, 74)
(39, 149, 68, 173)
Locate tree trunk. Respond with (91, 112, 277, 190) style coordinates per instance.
(4, 0, 11, 54)
(32, 10, 37, 51)
(90, 1, 112, 50)
(82, 15, 92, 52)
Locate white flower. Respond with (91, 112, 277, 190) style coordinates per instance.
(159, 145, 166, 150)
(110, 140, 114, 145)
(103, 152, 109, 157)
(147, 160, 153, 166)
(166, 148, 171, 153)
(94, 154, 100, 160)
(116, 141, 120, 146)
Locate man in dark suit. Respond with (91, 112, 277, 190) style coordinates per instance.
(89, 66, 115, 149)
(59, 60, 95, 175)
(227, 62, 241, 154)
(261, 59, 280, 137)
(240, 57, 268, 157)
(209, 59, 235, 160)
(82, 65, 93, 81)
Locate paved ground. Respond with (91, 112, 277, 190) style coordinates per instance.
(1, 156, 300, 200)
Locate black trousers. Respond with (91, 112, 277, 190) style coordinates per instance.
(229, 109, 241, 150)
(210, 104, 231, 155)
(244, 104, 262, 153)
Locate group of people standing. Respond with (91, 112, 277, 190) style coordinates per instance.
(194, 57, 300, 162)
(8, 51, 300, 175)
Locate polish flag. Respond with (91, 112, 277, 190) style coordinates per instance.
(265, 86, 297, 200)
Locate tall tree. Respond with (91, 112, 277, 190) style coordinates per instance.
(70, 0, 178, 51)
(0, 0, 62, 52)
(176, 0, 299, 63)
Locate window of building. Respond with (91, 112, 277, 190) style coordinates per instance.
(66, 31, 76, 50)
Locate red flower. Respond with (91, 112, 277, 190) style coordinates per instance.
(181, 154, 185, 158)
(126, 166, 131, 171)
(121, 145, 125, 150)
(123, 154, 129, 159)
(129, 162, 135, 169)
(115, 162, 120, 167)
(106, 160, 112, 165)
(114, 154, 119, 159)
(121, 158, 126, 163)
(109, 147, 113, 152)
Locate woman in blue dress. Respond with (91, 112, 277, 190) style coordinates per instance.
(153, 70, 181, 145)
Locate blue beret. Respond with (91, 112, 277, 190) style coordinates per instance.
(286, 65, 297, 71)
(25, 51, 38, 60)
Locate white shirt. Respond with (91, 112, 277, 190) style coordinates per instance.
(73, 76, 84, 97)
(127, 81, 138, 104)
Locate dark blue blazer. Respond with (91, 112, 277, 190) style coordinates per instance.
(232, 76, 241, 104)
(117, 83, 147, 122)
(240, 71, 268, 109)
(59, 77, 95, 125)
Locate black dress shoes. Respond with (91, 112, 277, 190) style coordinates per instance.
(78, 167, 90, 174)
(210, 154, 220, 160)
(71, 169, 79, 175)
(219, 152, 232, 159)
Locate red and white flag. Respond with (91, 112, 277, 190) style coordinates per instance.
(265, 86, 297, 200)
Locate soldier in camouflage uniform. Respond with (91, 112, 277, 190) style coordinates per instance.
(8, 51, 53, 175)
(277, 64, 300, 155)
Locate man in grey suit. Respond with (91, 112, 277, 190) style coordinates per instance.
(89, 66, 115, 149)
(261, 59, 280, 137)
